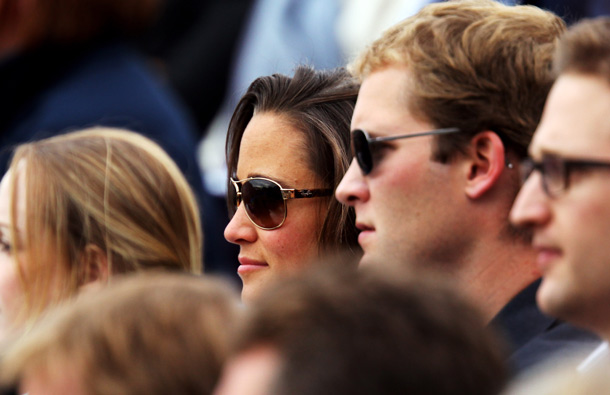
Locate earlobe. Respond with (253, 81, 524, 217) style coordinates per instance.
(79, 244, 110, 288)
(464, 131, 506, 199)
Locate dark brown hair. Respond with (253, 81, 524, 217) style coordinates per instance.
(226, 66, 360, 258)
(553, 17, 610, 83)
(350, 0, 566, 161)
(232, 265, 507, 395)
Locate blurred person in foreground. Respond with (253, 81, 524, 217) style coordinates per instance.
(335, 0, 598, 372)
(0, 0, 204, 227)
(0, 273, 241, 395)
(214, 265, 507, 395)
(510, 17, 610, 371)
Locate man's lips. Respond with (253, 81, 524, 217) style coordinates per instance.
(533, 245, 562, 272)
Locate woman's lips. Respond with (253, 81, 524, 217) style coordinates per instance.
(356, 222, 374, 232)
(237, 256, 268, 275)
(356, 223, 375, 246)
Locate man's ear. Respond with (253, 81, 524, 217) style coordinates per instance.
(78, 244, 110, 289)
(464, 131, 506, 199)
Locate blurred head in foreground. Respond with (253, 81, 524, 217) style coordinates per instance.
(0, 272, 240, 395)
(215, 265, 507, 395)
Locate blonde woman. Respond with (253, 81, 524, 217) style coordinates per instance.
(0, 127, 202, 339)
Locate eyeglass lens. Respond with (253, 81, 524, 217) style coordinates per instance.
(542, 156, 566, 196)
(521, 156, 566, 198)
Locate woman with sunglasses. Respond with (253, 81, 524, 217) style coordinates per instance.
(0, 127, 202, 341)
(224, 66, 361, 302)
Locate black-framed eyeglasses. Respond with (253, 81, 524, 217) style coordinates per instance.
(521, 154, 610, 198)
(229, 177, 332, 230)
(352, 128, 461, 175)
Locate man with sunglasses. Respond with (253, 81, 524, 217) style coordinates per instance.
(336, 0, 598, 373)
(510, 18, 610, 371)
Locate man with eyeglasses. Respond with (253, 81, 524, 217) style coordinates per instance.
(335, 0, 599, 373)
(510, 18, 610, 371)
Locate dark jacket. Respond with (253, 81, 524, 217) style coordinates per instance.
(0, 39, 204, 203)
(491, 279, 600, 374)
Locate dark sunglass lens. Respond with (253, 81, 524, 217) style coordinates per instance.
(227, 181, 238, 216)
(242, 179, 285, 228)
(353, 130, 373, 174)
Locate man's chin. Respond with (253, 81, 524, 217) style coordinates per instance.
(536, 278, 577, 322)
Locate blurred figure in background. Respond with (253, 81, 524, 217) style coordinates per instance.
(522, 0, 609, 24)
(215, 265, 507, 395)
(0, 128, 202, 341)
(0, 0, 205, 237)
(138, 0, 254, 136)
(0, 273, 241, 395)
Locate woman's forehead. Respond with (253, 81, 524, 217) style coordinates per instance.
(236, 113, 319, 186)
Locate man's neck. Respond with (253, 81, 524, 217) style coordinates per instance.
(453, 237, 540, 322)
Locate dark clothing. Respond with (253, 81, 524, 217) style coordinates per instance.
(524, 0, 610, 24)
(491, 279, 600, 374)
(139, 0, 254, 134)
(0, 39, 205, 271)
(0, 39, 204, 207)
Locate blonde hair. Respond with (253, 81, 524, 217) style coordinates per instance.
(0, 273, 240, 395)
(350, 0, 565, 160)
(7, 127, 202, 325)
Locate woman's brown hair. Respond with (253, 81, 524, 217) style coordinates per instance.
(226, 66, 361, 258)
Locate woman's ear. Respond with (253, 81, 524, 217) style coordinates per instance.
(464, 131, 506, 199)
(78, 244, 110, 289)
